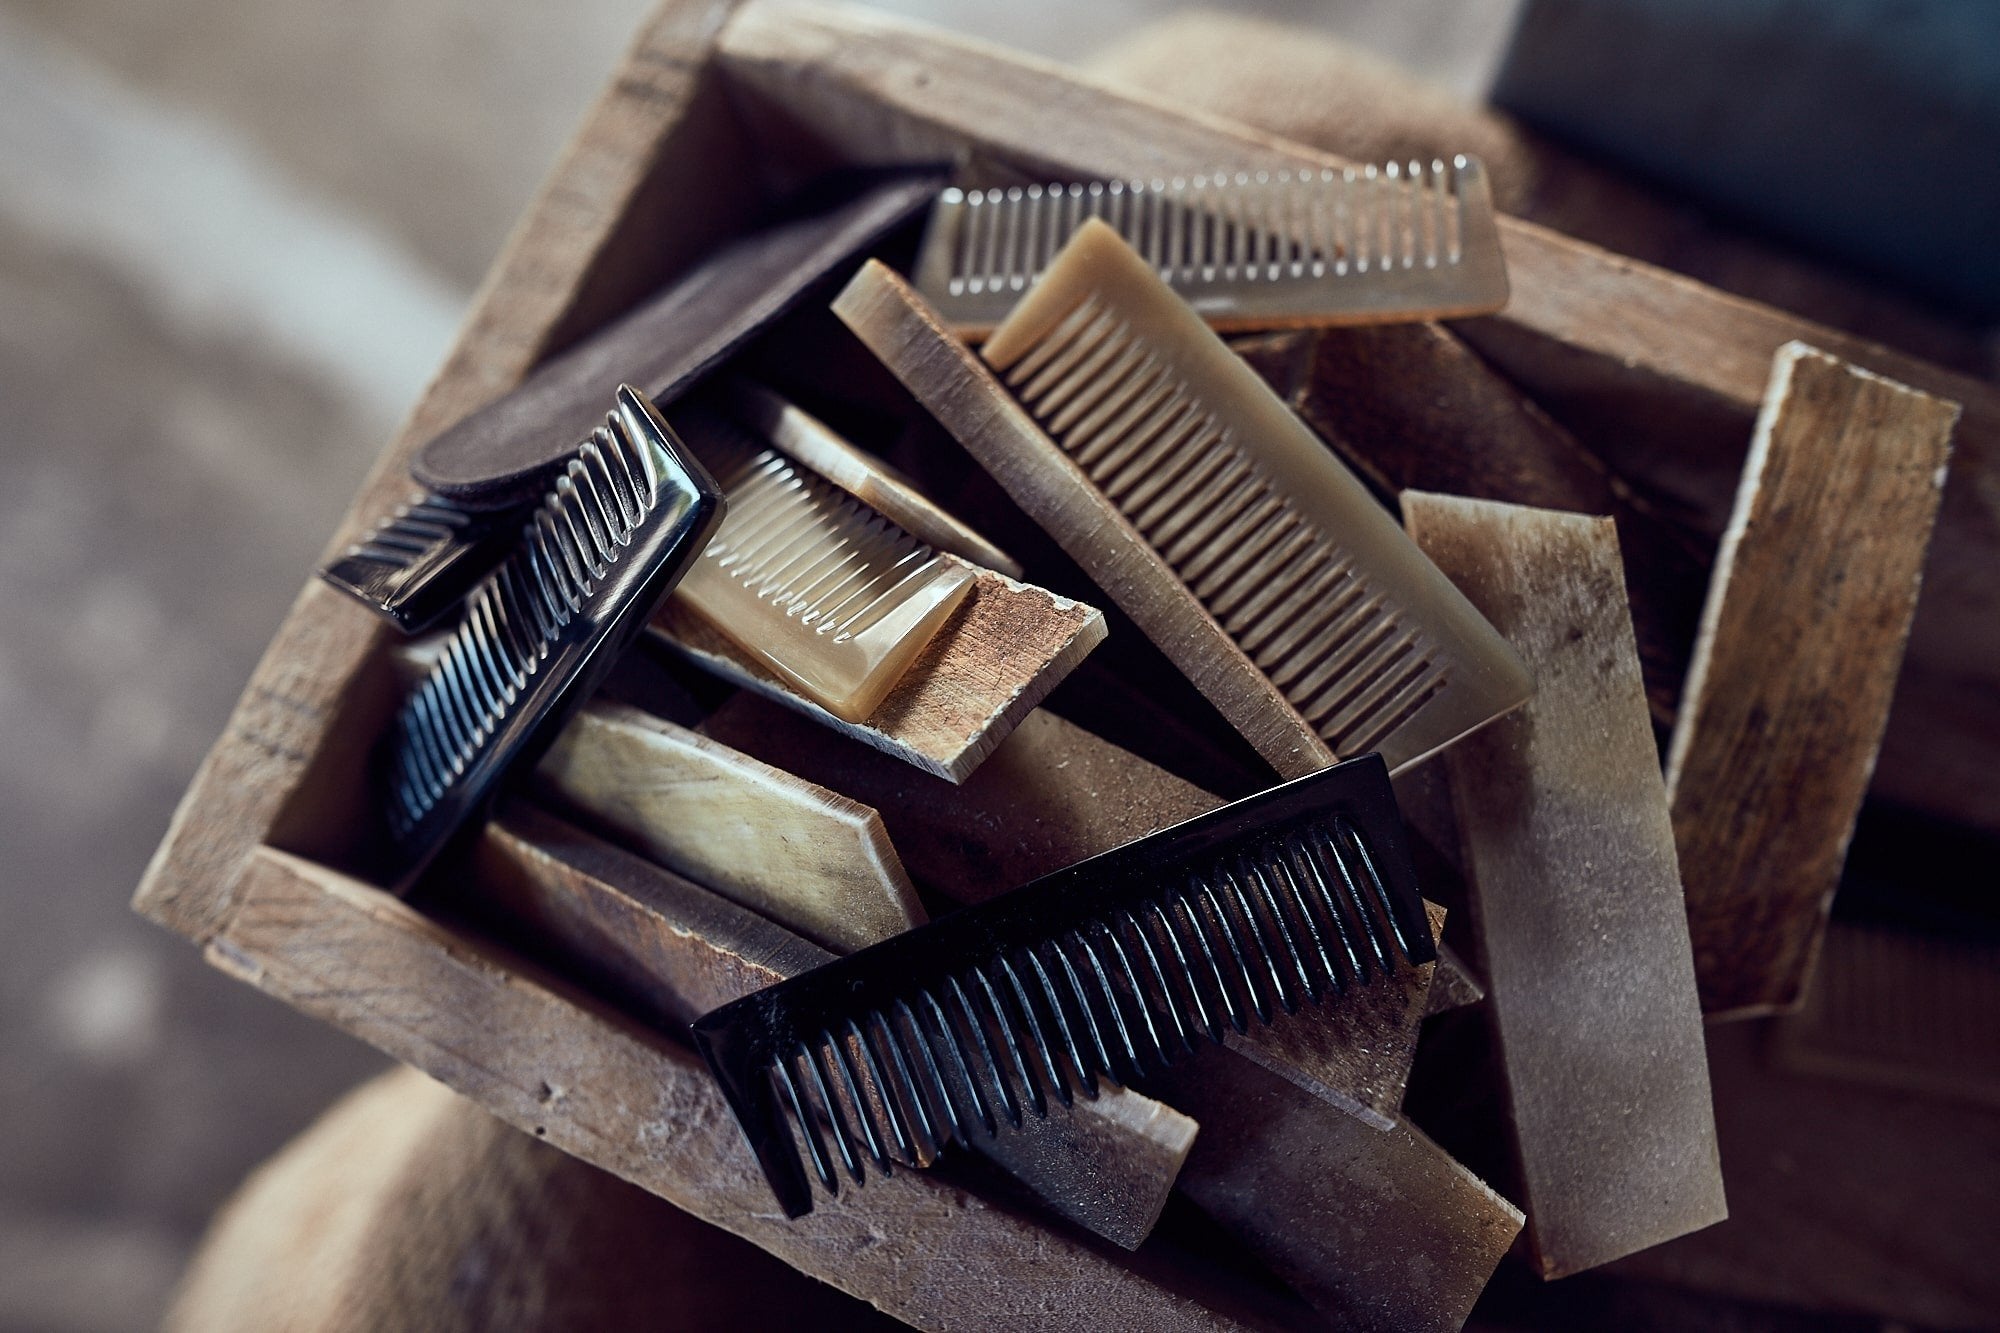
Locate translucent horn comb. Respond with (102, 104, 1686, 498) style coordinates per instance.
(912, 156, 1507, 339)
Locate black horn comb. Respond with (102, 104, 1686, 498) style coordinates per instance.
(691, 753, 1434, 1217)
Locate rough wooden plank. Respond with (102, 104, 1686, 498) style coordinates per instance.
(831, 259, 1332, 780)
(1155, 1054, 1522, 1333)
(213, 848, 1267, 1330)
(1614, 1021, 2000, 1329)
(713, 0, 2000, 836)
(1235, 326, 1709, 724)
(1666, 344, 1958, 1018)
(534, 699, 924, 951)
(651, 561, 1106, 783)
(1405, 492, 1724, 1277)
(133, 0, 759, 942)
(701, 696, 1435, 1128)
(472, 807, 1197, 1251)
(1770, 922, 2000, 1113)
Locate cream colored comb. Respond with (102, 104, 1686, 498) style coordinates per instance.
(979, 220, 1531, 771)
(913, 157, 1507, 339)
(672, 406, 975, 723)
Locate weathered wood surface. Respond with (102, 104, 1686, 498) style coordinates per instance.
(1771, 922, 2000, 1113)
(713, 0, 2000, 837)
(1406, 493, 1724, 1276)
(1614, 1021, 2000, 1330)
(652, 561, 1106, 783)
(1236, 326, 1708, 724)
(214, 848, 1264, 1329)
(701, 695, 1435, 1128)
(473, 808, 1198, 1251)
(1424, 942, 1484, 1016)
(832, 259, 1333, 780)
(534, 700, 923, 951)
(167, 1065, 906, 1331)
(1156, 1054, 1522, 1333)
(1666, 345, 1958, 1018)
(133, 0, 763, 943)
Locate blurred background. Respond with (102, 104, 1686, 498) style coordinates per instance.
(0, 0, 1992, 1329)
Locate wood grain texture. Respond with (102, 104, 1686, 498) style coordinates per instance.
(1236, 326, 1708, 725)
(701, 695, 1435, 1128)
(214, 849, 1262, 1329)
(1156, 1053, 1522, 1333)
(132, 0, 760, 943)
(651, 560, 1106, 783)
(1770, 922, 2000, 1114)
(472, 807, 1197, 1251)
(1405, 493, 1724, 1277)
(1666, 344, 1958, 1018)
(832, 259, 1332, 780)
(1614, 1022, 2000, 1329)
(714, 0, 2000, 836)
(534, 700, 923, 951)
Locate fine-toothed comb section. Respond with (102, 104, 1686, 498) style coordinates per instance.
(670, 405, 975, 723)
(981, 220, 1533, 776)
(912, 156, 1507, 337)
(321, 493, 526, 633)
(379, 386, 722, 891)
(692, 754, 1432, 1217)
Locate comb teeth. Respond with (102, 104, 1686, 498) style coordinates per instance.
(913, 157, 1507, 334)
(981, 220, 1532, 775)
(1006, 294, 1451, 758)
(380, 387, 721, 888)
(672, 409, 975, 722)
(320, 494, 524, 633)
(692, 755, 1433, 1216)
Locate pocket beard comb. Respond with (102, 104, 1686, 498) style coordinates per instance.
(670, 401, 977, 723)
(913, 157, 1506, 339)
(979, 219, 1533, 776)
(691, 753, 1434, 1217)
(379, 386, 723, 891)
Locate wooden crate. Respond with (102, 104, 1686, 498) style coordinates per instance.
(135, 0, 2000, 1323)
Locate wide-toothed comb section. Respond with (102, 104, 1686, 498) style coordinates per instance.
(913, 156, 1506, 334)
(319, 492, 531, 634)
(349, 497, 475, 564)
(386, 427, 658, 840)
(692, 755, 1432, 1216)
(980, 220, 1530, 776)
(378, 388, 719, 892)
(672, 418, 974, 723)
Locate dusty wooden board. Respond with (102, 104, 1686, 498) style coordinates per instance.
(132, 0, 765, 944)
(1666, 344, 1958, 1018)
(712, 0, 2000, 838)
(1406, 493, 1724, 1277)
(702, 696, 1435, 1128)
(1154, 1052, 1522, 1333)
(473, 807, 1198, 1251)
(651, 561, 1106, 784)
(213, 848, 1267, 1329)
(1236, 326, 1708, 725)
(534, 699, 923, 952)
(1614, 1022, 2000, 1329)
(832, 259, 1333, 780)
(1770, 922, 2000, 1113)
